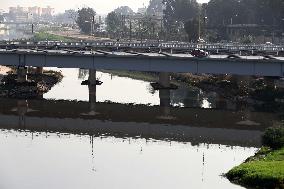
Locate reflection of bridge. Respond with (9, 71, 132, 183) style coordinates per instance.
(0, 80, 277, 147)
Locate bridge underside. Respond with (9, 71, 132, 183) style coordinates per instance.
(0, 52, 283, 77)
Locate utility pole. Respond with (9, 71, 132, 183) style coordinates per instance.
(198, 13, 201, 40)
(129, 17, 132, 41)
(160, 17, 163, 42)
(91, 15, 95, 36)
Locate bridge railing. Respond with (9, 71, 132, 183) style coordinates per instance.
(0, 40, 284, 52)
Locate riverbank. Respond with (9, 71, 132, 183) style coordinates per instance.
(32, 32, 72, 42)
(226, 126, 284, 189)
(47, 30, 109, 41)
(0, 66, 11, 75)
(0, 68, 63, 99)
(226, 147, 284, 189)
(0, 66, 12, 83)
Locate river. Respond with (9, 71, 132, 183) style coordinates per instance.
(0, 30, 280, 188)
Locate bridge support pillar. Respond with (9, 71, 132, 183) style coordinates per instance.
(83, 69, 98, 116)
(158, 89, 174, 120)
(89, 69, 97, 85)
(35, 67, 43, 75)
(17, 66, 27, 83)
(159, 72, 170, 88)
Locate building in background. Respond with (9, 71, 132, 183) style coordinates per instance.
(8, 6, 55, 22)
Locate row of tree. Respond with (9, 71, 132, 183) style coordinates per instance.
(75, 0, 284, 42)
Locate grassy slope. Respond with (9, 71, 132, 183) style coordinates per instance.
(226, 147, 284, 189)
(32, 32, 72, 42)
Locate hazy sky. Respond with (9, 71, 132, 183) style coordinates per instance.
(0, 0, 209, 14)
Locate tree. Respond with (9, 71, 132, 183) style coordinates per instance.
(66, 9, 78, 23)
(184, 18, 199, 42)
(163, 0, 199, 40)
(205, 0, 284, 41)
(139, 16, 158, 40)
(106, 11, 121, 38)
(76, 7, 97, 34)
(114, 6, 135, 16)
(147, 0, 164, 16)
(55, 9, 78, 25)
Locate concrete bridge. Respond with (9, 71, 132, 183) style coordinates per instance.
(0, 49, 283, 79)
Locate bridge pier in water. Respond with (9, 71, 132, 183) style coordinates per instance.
(35, 67, 43, 75)
(84, 69, 98, 116)
(158, 89, 175, 120)
(159, 72, 170, 88)
(17, 66, 27, 83)
(159, 89, 171, 116)
(89, 69, 97, 86)
(152, 72, 177, 90)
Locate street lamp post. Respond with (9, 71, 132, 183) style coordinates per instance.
(281, 18, 284, 44)
(85, 15, 95, 36)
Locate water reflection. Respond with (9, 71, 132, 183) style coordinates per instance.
(0, 129, 256, 189)
(0, 27, 31, 40)
(43, 68, 242, 109)
(45, 68, 160, 105)
(0, 95, 275, 147)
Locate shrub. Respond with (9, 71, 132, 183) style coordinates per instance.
(262, 126, 284, 149)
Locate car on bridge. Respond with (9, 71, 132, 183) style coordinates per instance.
(191, 49, 209, 58)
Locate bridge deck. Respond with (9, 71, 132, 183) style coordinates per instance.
(0, 49, 283, 76)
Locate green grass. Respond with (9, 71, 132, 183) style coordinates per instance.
(32, 32, 72, 42)
(226, 147, 284, 189)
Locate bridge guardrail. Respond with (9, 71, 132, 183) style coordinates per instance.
(0, 40, 284, 52)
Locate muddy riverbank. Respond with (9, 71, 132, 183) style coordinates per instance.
(0, 67, 63, 99)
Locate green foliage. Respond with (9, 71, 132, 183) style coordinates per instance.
(106, 11, 121, 37)
(226, 147, 284, 189)
(33, 32, 71, 42)
(147, 0, 163, 16)
(206, 0, 284, 28)
(262, 126, 284, 149)
(163, 0, 199, 40)
(114, 6, 134, 15)
(184, 18, 200, 42)
(76, 7, 97, 34)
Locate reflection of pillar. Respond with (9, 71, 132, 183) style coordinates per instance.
(184, 90, 201, 107)
(159, 72, 170, 88)
(17, 66, 27, 83)
(159, 89, 171, 118)
(215, 94, 228, 109)
(89, 84, 96, 113)
(265, 77, 276, 89)
(17, 100, 28, 128)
